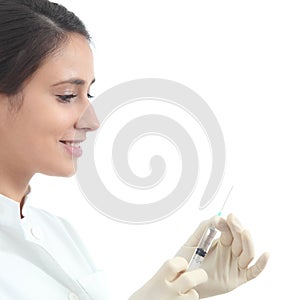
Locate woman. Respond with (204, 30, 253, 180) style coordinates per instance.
(0, 0, 269, 299)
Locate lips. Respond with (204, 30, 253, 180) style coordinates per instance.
(60, 140, 82, 147)
(60, 138, 85, 144)
(59, 139, 85, 157)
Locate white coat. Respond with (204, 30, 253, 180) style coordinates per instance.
(0, 187, 108, 300)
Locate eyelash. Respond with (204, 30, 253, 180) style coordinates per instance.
(56, 93, 94, 103)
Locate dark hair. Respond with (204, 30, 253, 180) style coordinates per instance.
(0, 0, 90, 110)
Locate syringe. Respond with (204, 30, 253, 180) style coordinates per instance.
(187, 186, 233, 271)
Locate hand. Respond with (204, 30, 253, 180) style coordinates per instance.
(129, 257, 208, 300)
(176, 213, 269, 298)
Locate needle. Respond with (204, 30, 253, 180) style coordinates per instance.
(217, 185, 233, 216)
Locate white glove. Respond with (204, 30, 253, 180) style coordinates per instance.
(176, 213, 269, 298)
(129, 257, 208, 300)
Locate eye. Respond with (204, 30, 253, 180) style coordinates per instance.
(56, 94, 77, 103)
(87, 93, 94, 99)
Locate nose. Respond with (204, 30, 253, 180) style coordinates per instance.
(75, 102, 100, 131)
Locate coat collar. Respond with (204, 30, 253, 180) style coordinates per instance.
(0, 185, 31, 226)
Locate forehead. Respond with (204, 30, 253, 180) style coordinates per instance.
(31, 33, 94, 86)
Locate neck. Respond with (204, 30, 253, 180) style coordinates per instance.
(0, 169, 32, 203)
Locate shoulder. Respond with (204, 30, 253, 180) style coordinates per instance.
(27, 205, 77, 235)
(27, 205, 97, 266)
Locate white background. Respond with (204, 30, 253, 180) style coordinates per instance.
(29, 0, 300, 299)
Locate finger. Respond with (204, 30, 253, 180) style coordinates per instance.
(186, 216, 225, 247)
(185, 214, 233, 250)
(159, 257, 188, 282)
(178, 288, 199, 299)
(246, 252, 270, 281)
(214, 216, 233, 246)
(172, 268, 208, 294)
(227, 213, 243, 256)
(238, 230, 255, 269)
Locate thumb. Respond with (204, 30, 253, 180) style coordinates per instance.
(171, 268, 208, 295)
(155, 257, 188, 282)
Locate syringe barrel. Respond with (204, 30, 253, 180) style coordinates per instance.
(198, 225, 217, 254)
(187, 224, 218, 271)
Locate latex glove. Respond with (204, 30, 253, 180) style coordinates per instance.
(176, 213, 269, 298)
(129, 257, 208, 300)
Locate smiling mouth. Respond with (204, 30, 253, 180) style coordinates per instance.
(59, 140, 83, 157)
(59, 140, 81, 147)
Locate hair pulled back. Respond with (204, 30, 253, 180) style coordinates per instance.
(0, 0, 90, 109)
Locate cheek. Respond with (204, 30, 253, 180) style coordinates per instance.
(21, 107, 75, 151)
(38, 114, 75, 146)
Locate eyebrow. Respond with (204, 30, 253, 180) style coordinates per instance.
(51, 78, 95, 87)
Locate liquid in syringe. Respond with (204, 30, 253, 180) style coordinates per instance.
(187, 186, 233, 271)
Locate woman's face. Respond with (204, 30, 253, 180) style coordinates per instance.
(0, 33, 100, 178)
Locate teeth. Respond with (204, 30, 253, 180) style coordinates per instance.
(66, 142, 80, 147)
(61, 141, 80, 147)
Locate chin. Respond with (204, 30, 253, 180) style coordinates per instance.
(44, 163, 77, 177)
(61, 170, 76, 177)
(60, 165, 77, 177)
